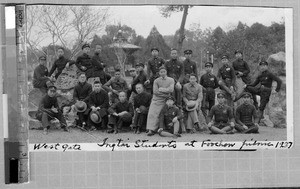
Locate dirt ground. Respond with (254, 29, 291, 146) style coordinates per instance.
(29, 126, 287, 144)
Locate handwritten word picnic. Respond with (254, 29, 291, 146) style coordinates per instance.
(31, 139, 293, 152)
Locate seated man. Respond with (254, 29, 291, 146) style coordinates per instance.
(36, 84, 69, 135)
(183, 73, 203, 133)
(33, 56, 55, 93)
(132, 83, 152, 134)
(235, 92, 259, 133)
(86, 81, 109, 131)
(158, 96, 183, 138)
(103, 68, 129, 104)
(72, 72, 92, 128)
(207, 92, 235, 134)
(108, 92, 134, 134)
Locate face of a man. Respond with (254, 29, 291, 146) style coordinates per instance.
(217, 96, 225, 104)
(259, 65, 268, 72)
(243, 96, 251, 104)
(115, 71, 121, 79)
(135, 84, 144, 94)
(159, 69, 167, 78)
(205, 66, 212, 73)
(78, 74, 87, 83)
(189, 76, 197, 84)
(94, 83, 101, 92)
(47, 89, 56, 97)
(184, 53, 192, 60)
(95, 45, 102, 54)
(119, 92, 127, 102)
(151, 50, 158, 57)
(40, 59, 46, 66)
(235, 53, 242, 59)
(130, 70, 136, 77)
(136, 66, 143, 72)
(170, 50, 178, 59)
(82, 47, 90, 54)
(221, 58, 229, 65)
(57, 49, 64, 57)
(166, 99, 174, 107)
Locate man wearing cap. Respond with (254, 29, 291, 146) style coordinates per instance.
(103, 67, 129, 104)
(235, 92, 259, 133)
(146, 66, 175, 136)
(232, 50, 251, 84)
(217, 55, 236, 106)
(128, 67, 137, 102)
(165, 48, 184, 107)
(239, 61, 282, 121)
(107, 91, 134, 134)
(86, 81, 109, 131)
(75, 44, 94, 79)
(49, 47, 75, 79)
(33, 56, 55, 93)
(145, 47, 165, 94)
(183, 49, 198, 84)
(132, 83, 152, 134)
(91, 44, 111, 85)
(200, 62, 219, 117)
(183, 74, 203, 133)
(73, 72, 92, 128)
(157, 95, 183, 138)
(207, 92, 235, 134)
(37, 84, 69, 135)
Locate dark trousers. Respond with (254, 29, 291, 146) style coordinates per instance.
(133, 112, 147, 131)
(108, 113, 132, 130)
(173, 86, 182, 108)
(235, 122, 259, 133)
(245, 86, 271, 111)
(41, 110, 67, 129)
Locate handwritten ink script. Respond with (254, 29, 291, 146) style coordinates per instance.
(31, 138, 293, 152)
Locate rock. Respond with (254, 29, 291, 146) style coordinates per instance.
(54, 64, 79, 90)
(28, 88, 45, 111)
(260, 115, 274, 127)
(267, 51, 286, 76)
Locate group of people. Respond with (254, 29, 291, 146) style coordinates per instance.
(33, 43, 282, 137)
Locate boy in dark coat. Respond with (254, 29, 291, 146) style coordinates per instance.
(33, 56, 55, 93)
(75, 44, 94, 79)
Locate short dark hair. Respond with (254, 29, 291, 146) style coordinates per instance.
(135, 83, 144, 88)
(171, 48, 177, 52)
(78, 72, 86, 77)
(57, 47, 64, 51)
(114, 68, 121, 72)
(94, 80, 101, 85)
(189, 73, 197, 78)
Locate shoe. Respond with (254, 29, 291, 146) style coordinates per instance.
(107, 129, 114, 134)
(89, 126, 96, 132)
(113, 130, 118, 134)
(43, 128, 48, 135)
(175, 133, 181, 137)
(136, 127, 141, 134)
(147, 130, 155, 136)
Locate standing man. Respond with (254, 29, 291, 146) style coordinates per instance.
(144, 47, 165, 94)
(165, 48, 184, 108)
(49, 47, 75, 79)
(92, 44, 111, 85)
(232, 50, 251, 84)
(146, 66, 174, 136)
(75, 44, 94, 79)
(183, 49, 198, 84)
(217, 55, 236, 107)
(33, 56, 55, 93)
(183, 74, 203, 133)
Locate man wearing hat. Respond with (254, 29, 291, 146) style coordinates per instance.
(37, 84, 69, 135)
(157, 95, 183, 138)
(103, 67, 129, 104)
(86, 80, 109, 131)
(217, 55, 236, 107)
(207, 92, 235, 134)
(237, 61, 282, 121)
(232, 50, 251, 84)
(33, 55, 55, 93)
(183, 49, 198, 84)
(146, 66, 174, 136)
(145, 47, 165, 94)
(132, 83, 152, 134)
(183, 74, 203, 133)
(73, 72, 92, 128)
(107, 92, 134, 134)
(165, 48, 184, 108)
(235, 92, 259, 133)
(200, 62, 219, 117)
(75, 44, 94, 79)
(49, 47, 75, 79)
(91, 44, 111, 85)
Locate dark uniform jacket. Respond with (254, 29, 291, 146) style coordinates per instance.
(147, 57, 165, 81)
(232, 59, 250, 76)
(86, 89, 109, 110)
(217, 64, 236, 81)
(235, 103, 258, 125)
(200, 73, 219, 89)
(108, 101, 134, 116)
(103, 77, 129, 93)
(75, 53, 94, 78)
(91, 53, 111, 84)
(183, 59, 198, 83)
(38, 94, 59, 112)
(73, 81, 92, 101)
(131, 70, 147, 94)
(207, 104, 234, 123)
(159, 104, 183, 129)
(33, 64, 49, 88)
(247, 70, 282, 92)
(165, 59, 184, 83)
(49, 56, 75, 79)
(133, 91, 152, 114)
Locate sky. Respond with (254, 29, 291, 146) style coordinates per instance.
(5, 5, 285, 38)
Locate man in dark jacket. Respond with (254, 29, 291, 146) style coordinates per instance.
(75, 44, 94, 79)
(91, 44, 111, 85)
(49, 47, 75, 79)
(33, 56, 54, 93)
(232, 50, 251, 84)
(183, 49, 198, 84)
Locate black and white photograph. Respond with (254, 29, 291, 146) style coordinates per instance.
(7, 5, 291, 147)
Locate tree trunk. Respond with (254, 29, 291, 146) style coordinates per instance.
(177, 5, 189, 54)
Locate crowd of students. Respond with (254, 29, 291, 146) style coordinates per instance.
(33, 44, 282, 137)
